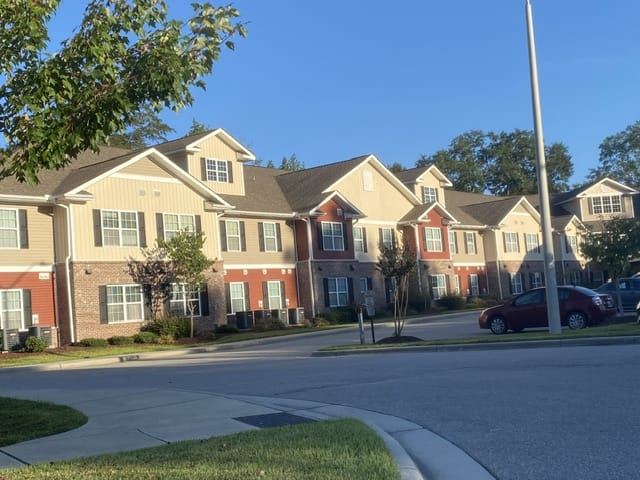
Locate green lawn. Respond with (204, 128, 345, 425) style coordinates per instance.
(5, 418, 400, 480)
(0, 397, 87, 447)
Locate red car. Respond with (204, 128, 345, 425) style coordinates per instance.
(479, 286, 616, 334)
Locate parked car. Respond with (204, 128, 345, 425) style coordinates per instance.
(636, 300, 640, 324)
(594, 278, 640, 312)
(479, 286, 616, 334)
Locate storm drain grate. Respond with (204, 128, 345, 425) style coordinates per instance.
(234, 412, 316, 428)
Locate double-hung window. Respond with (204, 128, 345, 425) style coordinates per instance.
(504, 232, 519, 253)
(464, 232, 477, 254)
(327, 277, 349, 307)
(261, 222, 279, 252)
(469, 274, 480, 296)
(229, 283, 246, 313)
(321, 222, 344, 251)
(225, 220, 242, 252)
(530, 272, 544, 288)
(510, 272, 523, 295)
(102, 210, 139, 246)
(422, 186, 438, 203)
(0, 289, 25, 329)
(0, 209, 19, 248)
(525, 233, 540, 254)
(381, 228, 395, 249)
(163, 214, 195, 240)
(266, 281, 283, 309)
(353, 226, 366, 253)
(449, 231, 458, 254)
(106, 285, 144, 323)
(565, 235, 577, 254)
(170, 283, 201, 317)
(590, 195, 622, 215)
(205, 158, 229, 183)
(430, 274, 447, 300)
(424, 227, 443, 252)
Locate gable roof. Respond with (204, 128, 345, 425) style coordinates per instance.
(154, 128, 256, 161)
(394, 165, 453, 187)
(554, 177, 639, 205)
(398, 202, 459, 225)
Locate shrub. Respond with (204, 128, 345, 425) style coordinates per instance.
(142, 316, 190, 339)
(133, 331, 158, 344)
(156, 334, 176, 345)
(436, 294, 467, 310)
(78, 337, 109, 347)
(317, 307, 355, 325)
(467, 296, 488, 308)
(23, 336, 48, 352)
(311, 317, 331, 328)
(107, 335, 134, 345)
(215, 325, 239, 334)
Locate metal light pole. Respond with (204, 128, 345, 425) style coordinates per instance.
(525, 0, 562, 334)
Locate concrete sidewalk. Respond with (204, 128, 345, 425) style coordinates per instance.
(0, 387, 494, 480)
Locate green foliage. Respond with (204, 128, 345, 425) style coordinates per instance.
(0, 1, 246, 183)
(317, 308, 356, 324)
(581, 216, 640, 278)
(142, 316, 191, 339)
(588, 120, 640, 187)
(107, 104, 174, 149)
(107, 335, 135, 346)
(78, 338, 109, 347)
(215, 324, 239, 334)
(417, 129, 573, 195)
(187, 119, 211, 135)
(436, 294, 466, 310)
(159, 230, 214, 287)
(133, 331, 158, 344)
(128, 244, 173, 320)
(279, 153, 304, 171)
(23, 336, 48, 353)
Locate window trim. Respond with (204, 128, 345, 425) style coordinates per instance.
(229, 282, 246, 314)
(449, 231, 458, 254)
(106, 284, 144, 324)
(504, 232, 519, 253)
(464, 232, 477, 254)
(101, 209, 139, 247)
(170, 283, 202, 317)
(510, 272, 523, 295)
(225, 220, 242, 252)
(163, 213, 196, 241)
(321, 222, 345, 251)
(424, 227, 443, 252)
(524, 232, 540, 254)
(0, 208, 19, 249)
(430, 274, 447, 300)
(205, 157, 229, 183)
(327, 277, 349, 307)
(422, 186, 438, 203)
(469, 274, 480, 296)
(590, 194, 622, 215)
(381, 227, 395, 250)
(0, 289, 25, 330)
(262, 221, 279, 253)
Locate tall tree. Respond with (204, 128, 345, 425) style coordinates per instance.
(188, 119, 211, 136)
(387, 162, 405, 173)
(279, 154, 304, 171)
(581, 217, 640, 279)
(587, 120, 640, 187)
(108, 104, 175, 149)
(128, 244, 173, 320)
(0, 0, 246, 183)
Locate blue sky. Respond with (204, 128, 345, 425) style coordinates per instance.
(50, 1, 640, 186)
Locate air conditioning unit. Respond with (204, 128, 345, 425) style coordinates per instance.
(29, 326, 52, 346)
(288, 307, 305, 325)
(1, 329, 22, 351)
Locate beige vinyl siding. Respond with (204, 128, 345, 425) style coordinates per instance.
(53, 205, 70, 260)
(416, 172, 446, 206)
(220, 218, 296, 265)
(120, 160, 176, 178)
(579, 195, 634, 222)
(496, 212, 540, 262)
(0, 204, 54, 265)
(334, 164, 417, 222)
(187, 137, 245, 196)
(450, 229, 485, 263)
(72, 175, 220, 261)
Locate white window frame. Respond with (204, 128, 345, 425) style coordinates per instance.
(266, 281, 282, 309)
(205, 158, 229, 183)
(566, 235, 578, 254)
(229, 282, 246, 314)
(464, 232, 477, 254)
(449, 231, 458, 254)
(0, 209, 19, 249)
(424, 227, 443, 252)
(431, 274, 447, 300)
(531, 272, 544, 288)
(170, 283, 201, 317)
(381, 228, 395, 249)
(163, 213, 195, 241)
(0, 289, 25, 330)
(469, 274, 480, 296)
(327, 277, 349, 307)
(422, 186, 438, 203)
(510, 272, 523, 295)
(525, 233, 540, 254)
(353, 226, 365, 253)
(572, 270, 582, 286)
(453, 275, 461, 295)
(225, 220, 242, 252)
(321, 222, 345, 251)
(106, 284, 144, 324)
(504, 232, 519, 253)
(102, 210, 139, 247)
(262, 222, 278, 253)
(590, 195, 622, 215)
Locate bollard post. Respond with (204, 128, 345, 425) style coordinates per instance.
(358, 307, 365, 344)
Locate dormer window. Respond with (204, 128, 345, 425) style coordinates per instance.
(205, 158, 229, 183)
(589, 195, 622, 214)
(422, 186, 438, 203)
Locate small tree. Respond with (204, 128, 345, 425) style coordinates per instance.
(581, 217, 640, 279)
(128, 244, 173, 320)
(159, 230, 214, 337)
(376, 241, 417, 337)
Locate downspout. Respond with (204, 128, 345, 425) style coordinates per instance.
(304, 218, 317, 318)
(494, 228, 504, 300)
(58, 203, 76, 344)
(412, 224, 423, 294)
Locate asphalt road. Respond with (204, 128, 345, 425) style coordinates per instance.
(3, 312, 639, 480)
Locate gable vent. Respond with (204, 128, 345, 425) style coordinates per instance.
(336, 208, 343, 216)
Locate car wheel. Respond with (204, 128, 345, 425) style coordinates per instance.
(489, 316, 508, 335)
(567, 311, 587, 329)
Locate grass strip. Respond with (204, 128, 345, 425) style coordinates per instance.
(5, 418, 400, 480)
(0, 397, 87, 447)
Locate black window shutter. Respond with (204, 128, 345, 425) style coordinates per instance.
(258, 222, 265, 251)
(262, 281, 268, 309)
(343, 224, 349, 251)
(244, 283, 251, 311)
(323, 278, 330, 307)
(200, 284, 209, 316)
(378, 228, 384, 250)
(227, 161, 234, 183)
(367, 277, 373, 290)
(99, 286, 109, 324)
(362, 227, 368, 252)
(195, 215, 202, 233)
(348, 277, 354, 303)
(508, 274, 514, 295)
(280, 281, 286, 307)
(240, 221, 247, 251)
(220, 221, 228, 251)
(156, 213, 164, 241)
(18, 209, 28, 249)
(317, 223, 324, 250)
(529, 272, 533, 289)
(23, 289, 32, 327)
(588, 198, 593, 215)
(201, 157, 208, 181)
(143, 286, 152, 320)
(137, 212, 146, 247)
(225, 284, 232, 314)
(276, 223, 282, 251)
(93, 209, 103, 247)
